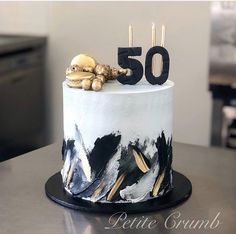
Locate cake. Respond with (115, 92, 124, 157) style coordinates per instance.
(61, 53, 173, 203)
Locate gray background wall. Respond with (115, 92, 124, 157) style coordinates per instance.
(0, 2, 212, 146)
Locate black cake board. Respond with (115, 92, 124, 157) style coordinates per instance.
(45, 171, 192, 214)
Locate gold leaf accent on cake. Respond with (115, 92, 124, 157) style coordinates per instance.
(91, 182, 105, 202)
(107, 173, 126, 201)
(152, 171, 165, 197)
(132, 149, 150, 173)
(66, 165, 74, 188)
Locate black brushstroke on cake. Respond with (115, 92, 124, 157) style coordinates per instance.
(88, 134, 121, 177)
(75, 134, 121, 198)
(62, 139, 75, 161)
(62, 138, 92, 195)
(160, 138, 173, 194)
(106, 145, 145, 201)
(132, 138, 153, 161)
(62, 127, 121, 196)
(151, 132, 173, 197)
(62, 126, 173, 203)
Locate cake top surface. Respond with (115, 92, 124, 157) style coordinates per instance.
(63, 80, 174, 95)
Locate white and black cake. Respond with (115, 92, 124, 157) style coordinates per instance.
(61, 52, 174, 203)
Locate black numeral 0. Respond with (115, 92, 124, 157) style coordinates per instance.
(145, 46, 170, 85)
(117, 46, 170, 85)
(117, 47, 143, 85)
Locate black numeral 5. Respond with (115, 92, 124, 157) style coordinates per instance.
(117, 46, 170, 85)
(117, 47, 143, 85)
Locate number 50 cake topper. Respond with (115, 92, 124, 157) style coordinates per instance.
(117, 23, 170, 85)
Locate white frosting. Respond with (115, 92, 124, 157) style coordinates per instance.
(94, 79, 174, 94)
(62, 80, 174, 202)
(63, 80, 174, 152)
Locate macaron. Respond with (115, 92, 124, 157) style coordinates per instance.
(71, 54, 97, 69)
(66, 71, 95, 88)
(66, 80, 82, 88)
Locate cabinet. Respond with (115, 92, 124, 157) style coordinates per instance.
(0, 35, 47, 161)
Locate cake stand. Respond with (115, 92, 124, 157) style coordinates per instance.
(45, 170, 192, 214)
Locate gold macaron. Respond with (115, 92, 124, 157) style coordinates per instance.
(71, 54, 97, 69)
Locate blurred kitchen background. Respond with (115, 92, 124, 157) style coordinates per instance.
(0, 1, 235, 162)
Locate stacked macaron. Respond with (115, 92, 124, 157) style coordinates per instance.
(66, 54, 127, 91)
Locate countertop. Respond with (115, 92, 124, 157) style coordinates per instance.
(0, 143, 235, 234)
